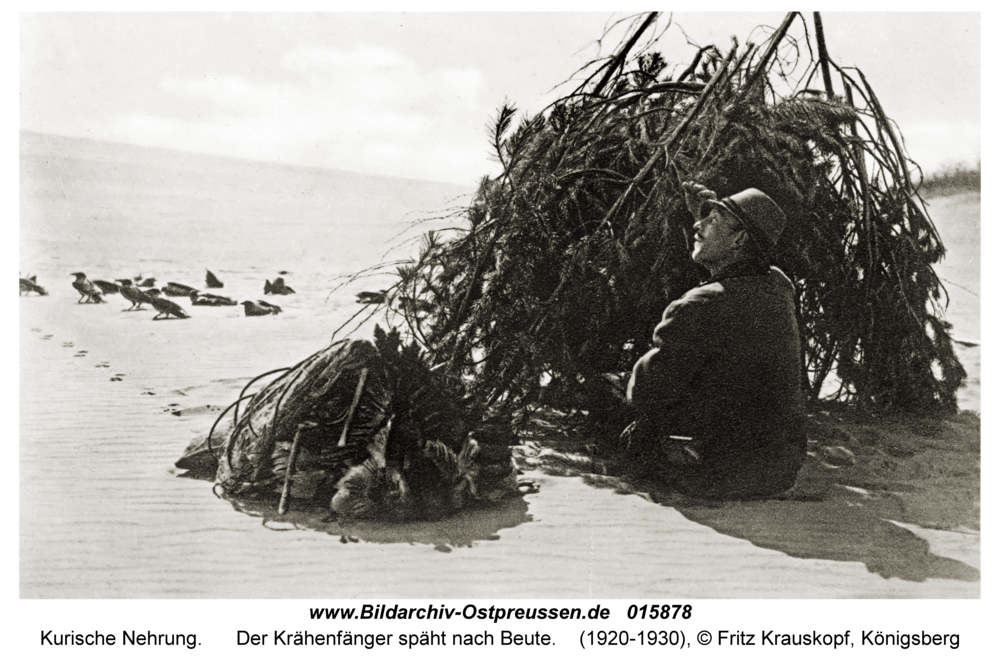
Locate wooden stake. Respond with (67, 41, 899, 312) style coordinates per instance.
(337, 368, 369, 448)
(278, 424, 309, 515)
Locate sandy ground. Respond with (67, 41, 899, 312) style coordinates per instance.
(18, 134, 980, 598)
(19, 288, 979, 599)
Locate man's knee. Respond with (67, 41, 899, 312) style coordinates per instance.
(626, 349, 659, 405)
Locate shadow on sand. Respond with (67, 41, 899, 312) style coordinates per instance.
(525, 445, 979, 584)
(176, 462, 534, 552)
(172, 404, 535, 553)
(221, 494, 533, 553)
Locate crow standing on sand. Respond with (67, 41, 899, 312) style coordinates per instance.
(264, 277, 296, 295)
(70, 273, 104, 303)
(205, 270, 224, 288)
(115, 279, 153, 311)
(92, 279, 121, 295)
(356, 290, 387, 305)
(20, 275, 48, 296)
(145, 288, 191, 319)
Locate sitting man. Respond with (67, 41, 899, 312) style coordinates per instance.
(623, 182, 806, 499)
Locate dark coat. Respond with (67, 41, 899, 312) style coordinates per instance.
(627, 262, 806, 498)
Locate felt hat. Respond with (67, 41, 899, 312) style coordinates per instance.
(707, 188, 787, 250)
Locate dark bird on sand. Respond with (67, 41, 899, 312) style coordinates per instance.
(92, 279, 121, 295)
(356, 290, 387, 305)
(131, 274, 156, 287)
(264, 277, 296, 295)
(115, 279, 153, 311)
(190, 291, 237, 306)
(145, 289, 191, 319)
(70, 273, 104, 303)
(241, 300, 282, 316)
(205, 269, 224, 288)
(161, 282, 198, 297)
(399, 296, 434, 314)
(20, 275, 48, 296)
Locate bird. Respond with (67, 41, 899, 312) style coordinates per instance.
(92, 279, 121, 295)
(257, 300, 283, 314)
(115, 279, 154, 311)
(161, 282, 198, 297)
(70, 273, 103, 303)
(356, 290, 387, 305)
(137, 277, 156, 288)
(190, 291, 237, 306)
(241, 300, 282, 316)
(329, 460, 414, 521)
(264, 277, 296, 295)
(145, 288, 191, 319)
(19, 275, 48, 296)
(205, 269, 224, 288)
(398, 296, 433, 314)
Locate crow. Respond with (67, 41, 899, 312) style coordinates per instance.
(71, 273, 103, 303)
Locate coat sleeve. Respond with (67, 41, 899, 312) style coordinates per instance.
(627, 291, 716, 410)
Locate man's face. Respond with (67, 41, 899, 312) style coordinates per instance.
(691, 206, 745, 269)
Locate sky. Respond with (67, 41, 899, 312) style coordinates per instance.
(19, 11, 981, 186)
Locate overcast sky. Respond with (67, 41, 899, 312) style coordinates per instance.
(20, 11, 980, 186)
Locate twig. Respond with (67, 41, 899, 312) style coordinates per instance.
(740, 12, 798, 101)
(338, 368, 370, 447)
(330, 304, 375, 343)
(208, 395, 256, 461)
(235, 366, 292, 430)
(812, 13, 835, 98)
(590, 12, 660, 97)
(601, 39, 739, 229)
(278, 423, 314, 516)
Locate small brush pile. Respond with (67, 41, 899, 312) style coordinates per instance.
(181, 326, 521, 521)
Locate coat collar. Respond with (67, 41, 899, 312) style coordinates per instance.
(703, 259, 770, 285)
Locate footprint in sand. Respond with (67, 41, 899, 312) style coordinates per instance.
(42, 335, 53, 340)
(74, 350, 88, 357)
(30, 327, 41, 332)
(142, 390, 156, 396)
(94, 361, 110, 368)
(62, 342, 73, 347)
(110, 374, 125, 382)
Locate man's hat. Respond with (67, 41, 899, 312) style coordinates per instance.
(706, 188, 787, 250)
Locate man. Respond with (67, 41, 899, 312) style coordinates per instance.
(623, 183, 806, 499)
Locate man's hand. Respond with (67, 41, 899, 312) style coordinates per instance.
(681, 181, 718, 220)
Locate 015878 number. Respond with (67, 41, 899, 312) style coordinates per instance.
(626, 604, 692, 620)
